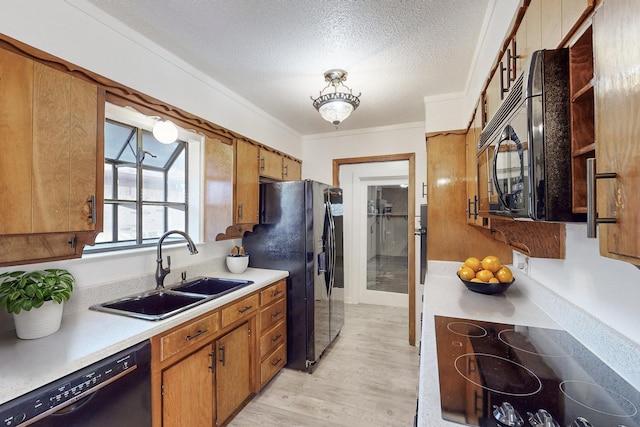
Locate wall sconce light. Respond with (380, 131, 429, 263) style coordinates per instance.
(311, 69, 361, 128)
(152, 119, 179, 144)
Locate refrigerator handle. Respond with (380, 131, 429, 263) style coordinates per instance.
(325, 201, 336, 295)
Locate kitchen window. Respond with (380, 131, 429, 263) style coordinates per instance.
(87, 104, 200, 252)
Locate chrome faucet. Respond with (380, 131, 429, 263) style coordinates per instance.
(156, 230, 198, 290)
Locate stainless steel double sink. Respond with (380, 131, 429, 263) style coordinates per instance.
(90, 277, 254, 321)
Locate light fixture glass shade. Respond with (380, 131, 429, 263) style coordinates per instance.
(319, 99, 354, 126)
(152, 120, 179, 144)
(311, 69, 361, 128)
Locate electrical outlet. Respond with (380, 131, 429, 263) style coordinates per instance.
(513, 250, 530, 276)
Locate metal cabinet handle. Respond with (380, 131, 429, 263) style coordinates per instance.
(467, 196, 478, 220)
(271, 357, 282, 367)
(271, 289, 282, 297)
(88, 194, 96, 224)
(422, 182, 427, 198)
(219, 344, 225, 366)
(271, 333, 282, 343)
(283, 164, 288, 177)
(208, 350, 214, 372)
(238, 305, 253, 313)
(238, 203, 243, 220)
(260, 157, 265, 171)
(186, 329, 208, 341)
(500, 61, 508, 99)
(586, 158, 617, 238)
(270, 310, 282, 318)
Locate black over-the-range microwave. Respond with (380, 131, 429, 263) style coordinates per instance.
(476, 48, 586, 222)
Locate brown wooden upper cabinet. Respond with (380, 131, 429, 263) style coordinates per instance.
(259, 147, 302, 181)
(0, 46, 103, 266)
(282, 156, 302, 181)
(0, 49, 101, 236)
(236, 139, 260, 224)
(465, 102, 486, 228)
(592, 0, 640, 265)
(259, 148, 282, 180)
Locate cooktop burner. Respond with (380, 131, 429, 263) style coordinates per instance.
(435, 316, 640, 427)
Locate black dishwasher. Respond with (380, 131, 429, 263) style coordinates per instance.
(0, 340, 151, 427)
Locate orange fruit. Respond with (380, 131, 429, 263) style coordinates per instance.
(481, 255, 502, 273)
(476, 269, 495, 282)
(495, 266, 513, 283)
(489, 277, 500, 283)
(458, 266, 476, 281)
(470, 278, 483, 283)
(463, 257, 482, 272)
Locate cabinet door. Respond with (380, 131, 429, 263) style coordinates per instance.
(484, 68, 502, 123)
(593, 0, 640, 264)
(282, 157, 301, 181)
(0, 48, 33, 235)
(235, 139, 259, 224)
(259, 148, 282, 180)
(204, 137, 234, 241)
(541, 0, 562, 48)
(216, 322, 251, 425)
(465, 106, 484, 227)
(32, 62, 72, 232)
(69, 76, 99, 232)
(162, 344, 215, 427)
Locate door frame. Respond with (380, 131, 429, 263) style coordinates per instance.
(333, 153, 416, 346)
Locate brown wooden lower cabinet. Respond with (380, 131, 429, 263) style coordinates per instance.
(162, 344, 215, 427)
(151, 280, 286, 427)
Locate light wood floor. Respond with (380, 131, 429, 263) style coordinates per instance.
(229, 304, 420, 426)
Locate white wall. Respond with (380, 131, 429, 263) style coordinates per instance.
(529, 224, 640, 345)
(302, 122, 427, 216)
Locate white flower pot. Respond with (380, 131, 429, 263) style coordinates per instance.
(13, 300, 64, 340)
(226, 255, 249, 274)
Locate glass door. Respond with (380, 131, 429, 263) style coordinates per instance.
(359, 178, 409, 306)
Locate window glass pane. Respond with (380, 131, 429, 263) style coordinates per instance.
(143, 169, 165, 202)
(117, 166, 137, 200)
(89, 117, 189, 253)
(117, 205, 137, 241)
(142, 130, 180, 168)
(96, 204, 114, 243)
(142, 205, 165, 240)
(168, 206, 186, 230)
(167, 150, 186, 203)
(105, 121, 137, 163)
(104, 164, 114, 199)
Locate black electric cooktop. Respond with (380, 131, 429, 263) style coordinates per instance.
(435, 316, 640, 427)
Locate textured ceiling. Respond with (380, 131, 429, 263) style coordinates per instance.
(85, 0, 489, 135)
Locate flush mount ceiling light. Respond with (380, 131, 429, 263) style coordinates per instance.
(311, 69, 361, 128)
(152, 119, 179, 144)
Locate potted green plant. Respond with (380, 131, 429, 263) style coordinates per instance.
(0, 269, 74, 339)
(226, 246, 249, 274)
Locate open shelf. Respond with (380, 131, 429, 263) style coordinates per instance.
(569, 25, 594, 214)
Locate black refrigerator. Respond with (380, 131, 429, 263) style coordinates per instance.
(243, 180, 344, 373)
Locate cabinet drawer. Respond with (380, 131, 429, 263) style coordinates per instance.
(160, 312, 219, 361)
(221, 294, 259, 328)
(260, 343, 286, 386)
(260, 320, 286, 359)
(260, 298, 286, 332)
(260, 279, 286, 306)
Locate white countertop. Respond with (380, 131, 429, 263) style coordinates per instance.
(0, 267, 288, 405)
(415, 260, 640, 426)
(417, 261, 563, 426)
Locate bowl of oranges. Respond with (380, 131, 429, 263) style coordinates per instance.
(457, 256, 514, 295)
